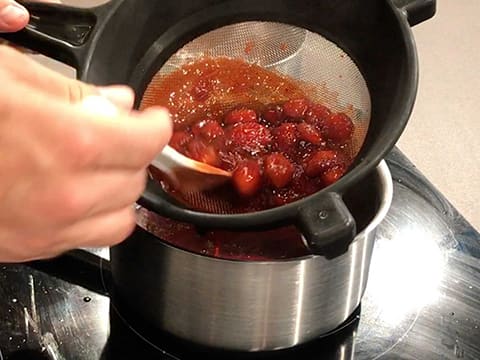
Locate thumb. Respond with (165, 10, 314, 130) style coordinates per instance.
(0, 0, 28, 33)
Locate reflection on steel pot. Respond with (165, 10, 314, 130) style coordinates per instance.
(110, 161, 393, 351)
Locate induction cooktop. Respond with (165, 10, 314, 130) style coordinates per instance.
(1, 148, 479, 360)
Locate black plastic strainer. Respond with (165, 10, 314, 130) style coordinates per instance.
(2, 0, 436, 257)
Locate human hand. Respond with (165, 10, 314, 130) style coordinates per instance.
(0, 46, 172, 262)
(0, 0, 61, 33)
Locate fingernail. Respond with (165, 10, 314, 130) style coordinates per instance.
(98, 86, 135, 110)
(0, 3, 28, 31)
(81, 96, 119, 117)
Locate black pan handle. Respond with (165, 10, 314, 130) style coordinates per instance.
(0, 1, 103, 71)
(296, 193, 356, 259)
(393, 0, 436, 26)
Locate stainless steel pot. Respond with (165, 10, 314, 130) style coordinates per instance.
(110, 161, 393, 352)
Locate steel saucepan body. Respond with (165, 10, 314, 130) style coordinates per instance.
(110, 161, 393, 351)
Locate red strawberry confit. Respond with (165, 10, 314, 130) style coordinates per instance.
(305, 103, 331, 127)
(192, 120, 224, 142)
(273, 123, 297, 152)
(282, 99, 309, 118)
(186, 140, 220, 167)
(305, 150, 341, 177)
(232, 160, 262, 197)
(297, 123, 323, 145)
(224, 108, 258, 124)
(264, 153, 295, 189)
(227, 122, 272, 153)
(170, 131, 192, 151)
(322, 113, 354, 145)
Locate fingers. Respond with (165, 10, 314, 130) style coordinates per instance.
(0, 45, 99, 101)
(54, 96, 172, 170)
(98, 86, 135, 111)
(0, 0, 62, 34)
(0, 33, 173, 262)
(0, 1, 28, 33)
(0, 205, 137, 262)
(55, 205, 137, 250)
(0, 54, 172, 170)
(23, 170, 147, 228)
(75, 104, 173, 170)
(0, 0, 61, 55)
(0, 46, 136, 110)
(0, 46, 135, 108)
(29, 95, 173, 170)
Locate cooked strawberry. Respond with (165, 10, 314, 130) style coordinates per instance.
(282, 99, 309, 118)
(169, 131, 192, 152)
(227, 122, 272, 153)
(304, 150, 341, 177)
(273, 123, 297, 151)
(297, 123, 323, 145)
(322, 113, 354, 144)
(192, 120, 224, 142)
(270, 189, 299, 206)
(262, 105, 284, 125)
(305, 103, 331, 126)
(224, 108, 258, 124)
(232, 160, 262, 197)
(322, 166, 346, 186)
(186, 140, 221, 166)
(264, 153, 295, 188)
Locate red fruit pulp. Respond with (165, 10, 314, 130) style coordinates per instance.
(273, 123, 298, 152)
(224, 108, 258, 124)
(282, 99, 309, 118)
(227, 122, 272, 153)
(264, 153, 295, 189)
(305, 150, 341, 177)
(232, 160, 263, 197)
(262, 105, 284, 125)
(143, 57, 356, 214)
(305, 103, 331, 126)
(297, 123, 323, 145)
(322, 113, 354, 145)
(192, 120, 224, 142)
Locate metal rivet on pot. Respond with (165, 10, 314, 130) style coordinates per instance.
(318, 210, 329, 220)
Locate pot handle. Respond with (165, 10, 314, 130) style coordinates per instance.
(393, 0, 436, 26)
(0, 1, 109, 71)
(296, 193, 356, 259)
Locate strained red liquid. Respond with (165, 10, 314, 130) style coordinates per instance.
(137, 209, 310, 261)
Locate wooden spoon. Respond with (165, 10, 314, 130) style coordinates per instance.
(151, 145, 232, 193)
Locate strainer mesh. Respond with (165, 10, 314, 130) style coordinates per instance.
(139, 21, 371, 215)
(140, 21, 371, 159)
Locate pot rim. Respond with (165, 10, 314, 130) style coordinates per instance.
(146, 160, 393, 264)
(355, 160, 393, 238)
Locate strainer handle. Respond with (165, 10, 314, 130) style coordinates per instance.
(0, 1, 110, 71)
(393, 0, 436, 26)
(296, 193, 356, 259)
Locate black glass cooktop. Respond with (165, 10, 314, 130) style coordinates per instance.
(1, 148, 479, 360)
